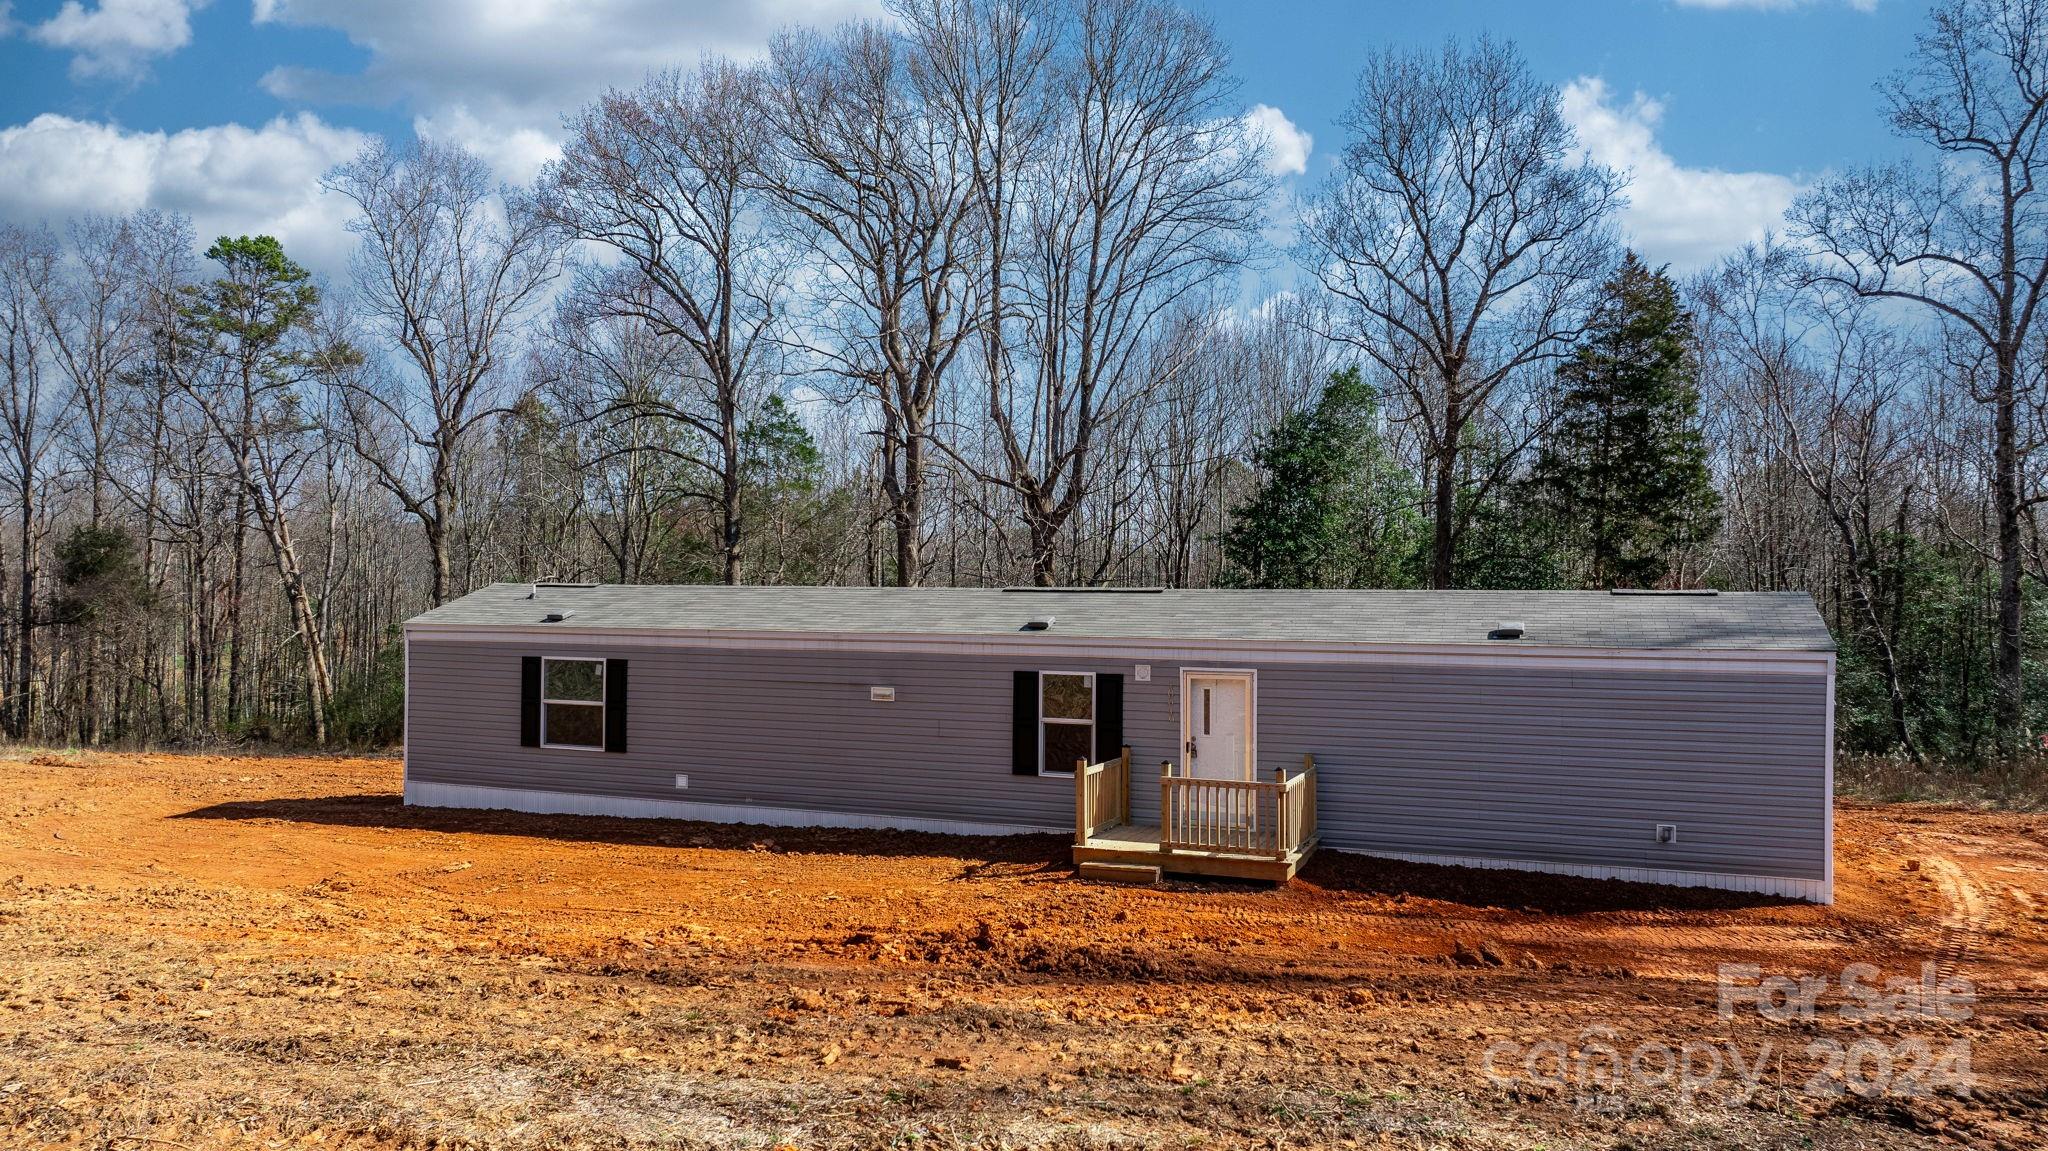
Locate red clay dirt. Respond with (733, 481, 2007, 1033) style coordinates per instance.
(0, 751, 2044, 1149)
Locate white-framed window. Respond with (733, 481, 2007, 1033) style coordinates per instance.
(1038, 671, 1095, 776)
(541, 657, 605, 749)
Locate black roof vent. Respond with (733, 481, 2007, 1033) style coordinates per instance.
(542, 609, 576, 623)
(1021, 615, 1055, 631)
(1489, 620, 1525, 640)
(1609, 588, 1718, 596)
(528, 580, 598, 599)
(1001, 586, 1164, 593)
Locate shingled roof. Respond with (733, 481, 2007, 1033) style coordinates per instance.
(407, 583, 1835, 652)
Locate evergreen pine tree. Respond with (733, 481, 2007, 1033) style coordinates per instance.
(741, 394, 824, 495)
(1526, 252, 1719, 588)
(1221, 367, 1421, 589)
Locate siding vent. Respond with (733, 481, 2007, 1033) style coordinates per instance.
(1489, 620, 1525, 640)
(1022, 615, 1055, 631)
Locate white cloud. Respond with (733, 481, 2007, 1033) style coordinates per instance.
(1560, 77, 1802, 271)
(0, 1, 895, 284)
(0, 112, 370, 275)
(1244, 104, 1312, 178)
(28, 0, 208, 81)
(1674, 0, 1877, 10)
(411, 105, 560, 187)
(252, 0, 884, 184)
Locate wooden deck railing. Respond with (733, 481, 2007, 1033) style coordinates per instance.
(1073, 746, 1132, 845)
(1281, 755, 1318, 859)
(1161, 755, 1319, 860)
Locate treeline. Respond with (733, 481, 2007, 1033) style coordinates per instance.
(0, 0, 2044, 767)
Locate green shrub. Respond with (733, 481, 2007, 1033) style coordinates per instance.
(330, 634, 406, 748)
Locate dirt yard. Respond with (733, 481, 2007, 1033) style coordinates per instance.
(0, 752, 2044, 1150)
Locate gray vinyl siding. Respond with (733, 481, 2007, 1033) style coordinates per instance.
(1250, 664, 1827, 880)
(406, 637, 1830, 882)
(407, 639, 1106, 831)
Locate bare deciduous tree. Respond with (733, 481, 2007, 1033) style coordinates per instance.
(0, 225, 66, 737)
(29, 214, 149, 741)
(1790, 0, 2048, 749)
(4, 1, 2043, 774)
(1699, 243, 1925, 757)
(33, 215, 142, 529)
(541, 273, 716, 584)
(540, 61, 786, 585)
(759, 20, 985, 587)
(1303, 35, 1621, 588)
(326, 138, 566, 605)
(962, 0, 1268, 585)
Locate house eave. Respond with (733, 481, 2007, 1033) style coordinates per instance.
(401, 620, 1837, 676)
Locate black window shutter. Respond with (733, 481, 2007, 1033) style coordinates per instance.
(604, 658, 629, 753)
(519, 657, 542, 747)
(1012, 670, 1039, 775)
(1096, 673, 1123, 764)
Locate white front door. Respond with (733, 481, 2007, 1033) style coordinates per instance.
(1183, 672, 1253, 781)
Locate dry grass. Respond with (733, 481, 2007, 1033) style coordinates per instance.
(1836, 754, 2048, 810)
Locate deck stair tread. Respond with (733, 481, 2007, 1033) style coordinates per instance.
(1071, 753, 1321, 885)
(1076, 861, 1161, 884)
(1073, 824, 1317, 883)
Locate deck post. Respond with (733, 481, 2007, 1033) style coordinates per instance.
(1120, 746, 1132, 825)
(1274, 762, 1289, 861)
(1159, 760, 1174, 854)
(1073, 757, 1088, 847)
(1297, 755, 1317, 859)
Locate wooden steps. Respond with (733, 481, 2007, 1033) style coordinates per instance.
(1073, 752, 1320, 885)
(1073, 824, 1317, 884)
(1077, 861, 1161, 885)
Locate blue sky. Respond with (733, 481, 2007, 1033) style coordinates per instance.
(0, 0, 1931, 278)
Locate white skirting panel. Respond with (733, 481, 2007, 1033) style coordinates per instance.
(405, 780, 1830, 904)
(1349, 845, 1833, 904)
(402, 779, 1065, 840)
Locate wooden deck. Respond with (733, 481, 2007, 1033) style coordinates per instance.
(1074, 822, 1318, 882)
(1070, 750, 1319, 883)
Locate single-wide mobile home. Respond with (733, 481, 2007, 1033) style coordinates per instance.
(402, 584, 1837, 902)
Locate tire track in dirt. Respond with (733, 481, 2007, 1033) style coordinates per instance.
(7, 755, 2048, 1149)
(1917, 850, 1987, 980)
